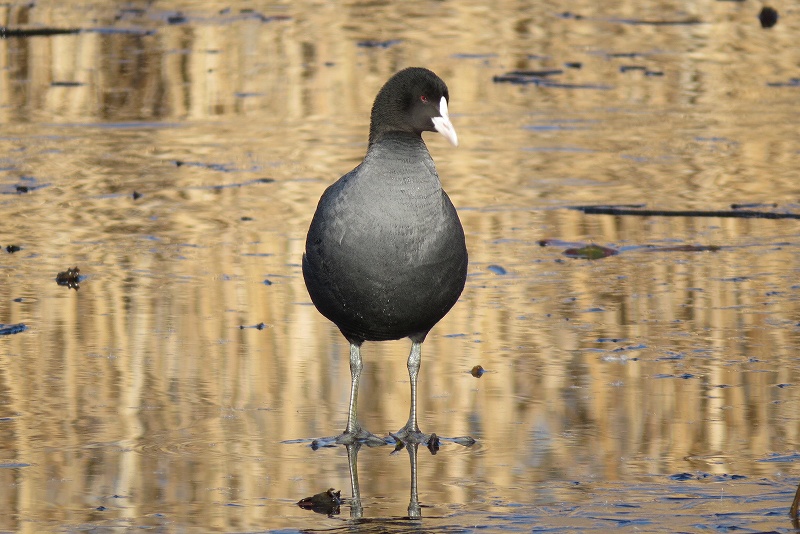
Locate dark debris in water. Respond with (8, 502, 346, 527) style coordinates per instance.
(756, 452, 800, 463)
(573, 204, 800, 219)
(55, 267, 81, 290)
(174, 160, 238, 172)
(470, 365, 486, 378)
(487, 264, 507, 275)
(645, 244, 721, 253)
(51, 81, 85, 87)
(612, 343, 647, 352)
(427, 433, 441, 454)
(0, 461, 32, 468)
(2, 25, 155, 38)
(732, 202, 778, 210)
(767, 78, 800, 88)
(183, 177, 276, 190)
(297, 488, 341, 517)
(618, 65, 664, 77)
(620, 65, 647, 73)
(759, 7, 778, 29)
(6, 245, 21, 253)
(2, 176, 50, 195)
(166, 12, 188, 25)
(0, 27, 81, 38)
(239, 323, 268, 330)
(607, 52, 644, 58)
(669, 472, 747, 481)
(357, 39, 402, 49)
(613, 18, 704, 26)
(654, 373, 696, 379)
(493, 70, 612, 90)
(0, 323, 27, 336)
(451, 53, 498, 59)
(564, 244, 619, 260)
(234, 10, 291, 23)
(211, 178, 275, 189)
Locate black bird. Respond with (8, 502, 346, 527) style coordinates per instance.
(303, 67, 467, 446)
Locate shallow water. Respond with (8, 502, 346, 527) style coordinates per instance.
(2, 0, 800, 532)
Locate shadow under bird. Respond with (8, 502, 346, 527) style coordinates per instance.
(302, 67, 468, 447)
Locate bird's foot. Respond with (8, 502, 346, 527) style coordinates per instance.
(389, 425, 430, 445)
(387, 425, 477, 452)
(310, 427, 387, 449)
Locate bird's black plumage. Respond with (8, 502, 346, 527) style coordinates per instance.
(302, 67, 467, 445)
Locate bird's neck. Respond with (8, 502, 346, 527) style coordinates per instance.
(367, 131, 426, 152)
(360, 133, 441, 194)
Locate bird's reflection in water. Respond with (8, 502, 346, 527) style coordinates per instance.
(297, 438, 474, 524)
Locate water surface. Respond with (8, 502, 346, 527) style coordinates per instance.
(2, 0, 800, 531)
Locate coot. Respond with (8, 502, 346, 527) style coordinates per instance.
(303, 67, 468, 446)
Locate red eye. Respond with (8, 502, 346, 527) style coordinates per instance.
(420, 95, 429, 103)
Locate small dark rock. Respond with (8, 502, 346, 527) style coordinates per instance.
(759, 7, 778, 28)
(132, 191, 142, 200)
(263, 279, 272, 285)
(6, 245, 21, 253)
(564, 62, 582, 69)
(470, 365, 486, 378)
(241, 216, 253, 221)
(15, 185, 28, 193)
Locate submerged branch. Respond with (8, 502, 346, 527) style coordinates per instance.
(571, 205, 800, 220)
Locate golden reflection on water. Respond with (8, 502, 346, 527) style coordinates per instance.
(1, 0, 800, 530)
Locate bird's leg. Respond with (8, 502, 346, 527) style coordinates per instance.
(335, 342, 385, 446)
(345, 442, 363, 519)
(383, 340, 476, 450)
(406, 340, 421, 434)
(344, 342, 363, 435)
(311, 342, 385, 448)
(406, 442, 421, 518)
(392, 341, 429, 444)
